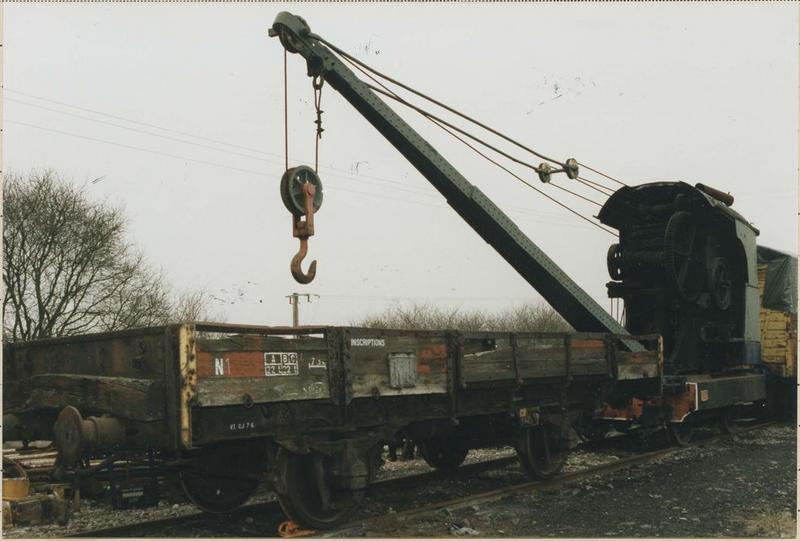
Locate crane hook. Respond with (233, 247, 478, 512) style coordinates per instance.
(280, 166, 323, 284)
(283, 174, 320, 284)
(290, 237, 317, 284)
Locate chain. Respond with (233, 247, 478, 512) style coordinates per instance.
(313, 74, 325, 173)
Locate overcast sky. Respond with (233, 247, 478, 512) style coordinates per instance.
(4, 2, 798, 327)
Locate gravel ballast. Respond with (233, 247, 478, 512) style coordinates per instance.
(4, 423, 794, 538)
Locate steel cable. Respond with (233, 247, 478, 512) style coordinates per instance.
(577, 162, 628, 187)
(284, 49, 289, 170)
(313, 34, 566, 169)
(335, 53, 616, 237)
(313, 34, 630, 193)
(576, 176, 615, 197)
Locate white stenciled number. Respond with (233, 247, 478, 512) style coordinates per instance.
(263, 352, 299, 377)
(229, 421, 255, 431)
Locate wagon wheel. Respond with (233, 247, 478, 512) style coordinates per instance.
(665, 419, 695, 447)
(179, 440, 266, 513)
(419, 438, 469, 471)
(719, 405, 760, 435)
(664, 211, 705, 301)
(516, 424, 567, 480)
(273, 448, 366, 530)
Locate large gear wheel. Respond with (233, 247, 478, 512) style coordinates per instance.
(708, 256, 733, 310)
(664, 211, 705, 301)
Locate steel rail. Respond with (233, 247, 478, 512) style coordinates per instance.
(63, 455, 519, 538)
(322, 421, 777, 537)
(61, 421, 775, 538)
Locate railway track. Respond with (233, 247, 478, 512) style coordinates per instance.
(51, 421, 774, 538)
(65, 455, 520, 538)
(324, 421, 777, 537)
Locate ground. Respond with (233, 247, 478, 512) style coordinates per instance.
(346, 424, 796, 538)
(4, 423, 795, 538)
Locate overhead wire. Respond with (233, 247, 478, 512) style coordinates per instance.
(7, 119, 271, 178)
(7, 94, 443, 198)
(5, 88, 274, 158)
(7, 118, 599, 230)
(7, 50, 621, 235)
(8, 85, 628, 194)
(7, 97, 286, 165)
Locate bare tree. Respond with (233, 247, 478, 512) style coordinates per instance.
(354, 301, 571, 332)
(2, 171, 217, 341)
(170, 290, 224, 323)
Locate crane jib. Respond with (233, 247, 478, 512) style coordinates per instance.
(269, 12, 645, 353)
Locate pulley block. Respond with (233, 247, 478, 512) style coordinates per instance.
(281, 166, 324, 217)
(537, 158, 580, 184)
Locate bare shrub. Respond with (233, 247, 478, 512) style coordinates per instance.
(354, 301, 571, 332)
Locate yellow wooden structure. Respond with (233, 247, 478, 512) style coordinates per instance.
(758, 264, 797, 378)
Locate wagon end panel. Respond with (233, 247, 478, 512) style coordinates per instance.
(3, 326, 174, 450)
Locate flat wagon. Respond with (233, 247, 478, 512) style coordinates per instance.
(3, 322, 661, 527)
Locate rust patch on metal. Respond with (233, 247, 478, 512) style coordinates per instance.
(663, 383, 697, 421)
(570, 339, 606, 349)
(599, 398, 644, 420)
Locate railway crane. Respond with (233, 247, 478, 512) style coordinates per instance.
(2, 12, 772, 531)
(269, 11, 766, 443)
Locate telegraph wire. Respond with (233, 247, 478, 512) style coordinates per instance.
(8, 119, 433, 202)
(9, 87, 438, 194)
(7, 97, 288, 165)
(7, 119, 271, 178)
(6, 88, 273, 158)
(9, 88, 623, 206)
(8, 88, 627, 196)
(7, 118, 600, 231)
(8, 95, 441, 198)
